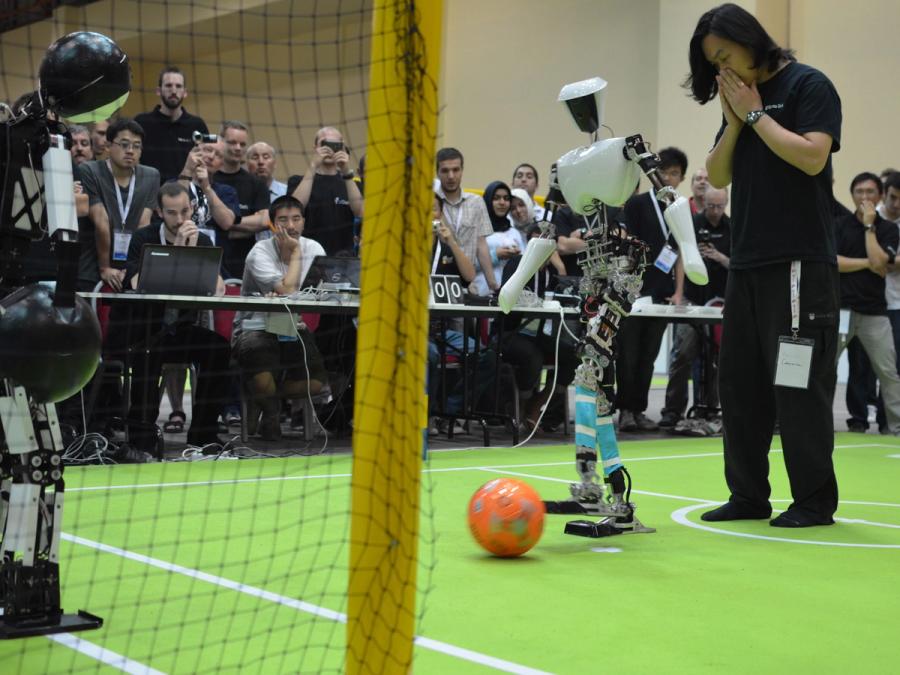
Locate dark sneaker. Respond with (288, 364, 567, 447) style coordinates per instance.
(633, 412, 659, 432)
(258, 413, 282, 441)
(770, 509, 834, 528)
(659, 412, 680, 428)
(701, 501, 772, 521)
(618, 410, 637, 432)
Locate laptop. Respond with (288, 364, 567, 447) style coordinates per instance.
(305, 255, 361, 292)
(136, 244, 222, 296)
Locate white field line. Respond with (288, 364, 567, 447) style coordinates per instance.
(61, 533, 552, 675)
(47, 633, 166, 675)
(65, 443, 892, 495)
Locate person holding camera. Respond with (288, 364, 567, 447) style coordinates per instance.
(135, 66, 211, 183)
(174, 139, 240, 252)
(289, 126, 364, 256)
(659, 187, 731, 428)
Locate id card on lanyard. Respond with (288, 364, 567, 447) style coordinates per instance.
(774, 261, 814, 389)
(650, 192, 678, 274)
(109, 160, 136, 261)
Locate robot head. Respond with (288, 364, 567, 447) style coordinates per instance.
(39, 31, 131, 123)
(557, 138, 641, 213)
(558, 77, 607, 134)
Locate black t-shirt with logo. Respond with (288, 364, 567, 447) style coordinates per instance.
(213, 168, 270, 278)
(552, 205, 625, 277)
(287, 173, 356, 255)
(835, 212, 898, 315)
(714, 61, 842, 269)
(134, 106, 209, 183)
(687, 212, 731, 305)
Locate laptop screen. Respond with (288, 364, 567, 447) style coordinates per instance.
(305, 256, 361, 290)
(136, 244, 222, 296)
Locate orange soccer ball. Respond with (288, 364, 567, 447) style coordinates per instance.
(467, 478, 545, 557)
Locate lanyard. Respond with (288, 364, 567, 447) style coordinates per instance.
(790, 260, 801, 337)
(649, 191, 670, 240)
(107, 160, 136, 230)
(158, 224, 168, 244)
(431, 240, 442, 275)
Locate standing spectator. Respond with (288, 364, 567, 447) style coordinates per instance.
(89, 120, 110, 161)
(687, 3, 842, 527)
(135, 66, 210, 183)
(214, 121, 271, 278)
(660, 187, 731, 427)
(880, 171, 900, 370)
(511, 162, 545, 220)
(688, 168, 710, 214)
(433, 147, 498, 294)
(175, 139, 240, 248)
(615, 146, 688, 432)
(289, 126, 364, 256)
(69, 124, 93, 166)
(79, 118, 159, 291)
(247, 141, 287, 203)
(473, 181, 521, 296)
(835, 173, 900, 434)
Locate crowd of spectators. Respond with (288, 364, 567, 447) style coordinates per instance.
(29, 64, 900, 453)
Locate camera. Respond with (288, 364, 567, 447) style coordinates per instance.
(696, 227, 713, 245)
(192, 131, 218, 144)
(321, 140, 344, 153)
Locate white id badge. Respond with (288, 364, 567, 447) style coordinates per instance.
(774, 336, 814, 389)
(113, 231, 132, 261)
(653, 245, 678, 274)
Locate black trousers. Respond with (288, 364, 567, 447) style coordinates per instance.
(615, 315, 668, 413)
(500, 328, 580, 393)
(718, 261, 839, 519)
(129, 324, 232, 450)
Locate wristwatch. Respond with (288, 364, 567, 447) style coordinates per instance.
(745, 109, 766, 126)
(341, 171, 356, 180)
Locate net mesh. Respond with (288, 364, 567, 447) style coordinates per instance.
(0, 1, 437, 672)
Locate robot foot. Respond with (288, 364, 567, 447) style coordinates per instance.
(543, 499, 618, 517)
(560, 510, 655, 538)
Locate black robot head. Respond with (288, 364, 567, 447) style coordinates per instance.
(39, 31, 131, 122)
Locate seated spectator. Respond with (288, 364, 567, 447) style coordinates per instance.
(232, 195, 329, 441)
(659, 187, 731, 427)
(107, 182, 231, 452)
(428, 193, 496, 424)
(79, 117, 160, 292)
(472, 181, 522, 296)
(498, 224, 580, 429)
(511, 187, 566, 275)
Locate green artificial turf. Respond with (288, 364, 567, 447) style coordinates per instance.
(3, 433, 899, 674)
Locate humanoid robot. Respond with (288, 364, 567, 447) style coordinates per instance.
(0, 31, 130, 637)
(499, 77, 708, 537)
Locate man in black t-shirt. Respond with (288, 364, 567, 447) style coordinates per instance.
(615, 147, 688, 433)
(134, 67, 210, 183)
(213, 121, 271, 278)
(288, 126, 363, 256)
(687, 5, 842, 527)
(834, 173, 900, 434)
(660, 187, 731, 426)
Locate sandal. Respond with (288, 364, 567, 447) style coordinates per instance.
(163, 410, 186, 433)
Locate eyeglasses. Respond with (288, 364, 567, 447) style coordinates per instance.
(705, 203, 726, 210)
(112, 140, 143, 152)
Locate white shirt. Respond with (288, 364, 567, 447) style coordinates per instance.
(878, 203, 900, 310)
(233, 236, 326, 336)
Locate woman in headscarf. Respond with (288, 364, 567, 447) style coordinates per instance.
(473, 181, 524, 295)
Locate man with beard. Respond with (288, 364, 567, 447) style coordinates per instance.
(135, 66, 210, 183)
